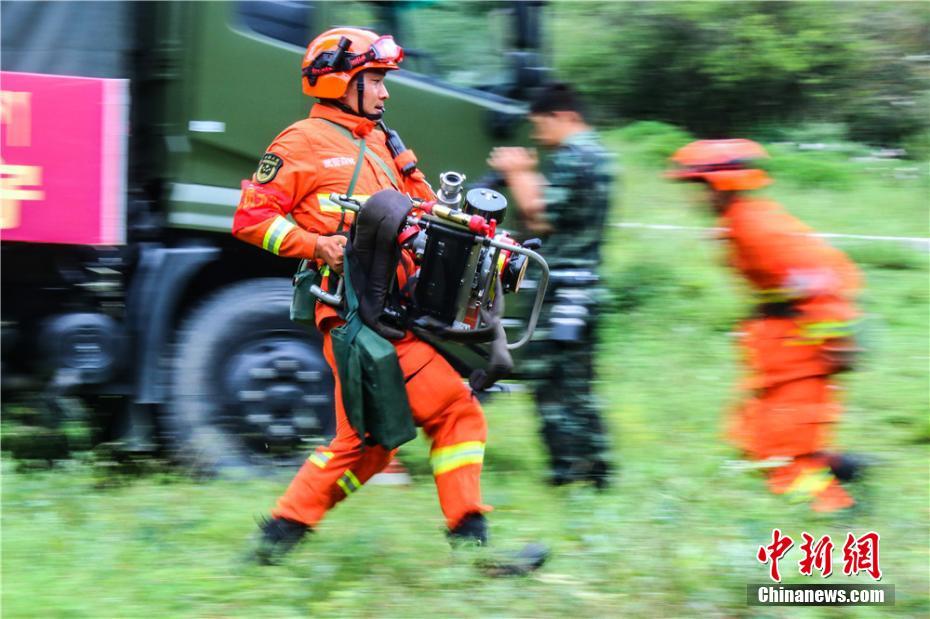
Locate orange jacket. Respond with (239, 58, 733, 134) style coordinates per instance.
(232, 103, 435, 328)
(721, 198, 861, 330)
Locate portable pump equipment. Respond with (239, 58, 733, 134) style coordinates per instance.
(311, 171, 549, 350)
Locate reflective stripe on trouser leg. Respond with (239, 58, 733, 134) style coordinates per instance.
(785, 467, 834, 503)
(766, 455, 854, 511)
(308, 449, 334, 468)
(336, 469, 362, 496)
(430, 441, 485, 476)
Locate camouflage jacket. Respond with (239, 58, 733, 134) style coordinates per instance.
(538, 130, 615, 269)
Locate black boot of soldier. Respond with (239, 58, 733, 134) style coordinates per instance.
(447, 512, 488, 547)
(587, 458, 611, 491)
(252, 516, 311, 565)
(549, 458, 611, 490)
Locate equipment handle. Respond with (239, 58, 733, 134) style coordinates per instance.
(483, 240, 549, 350)
(310, 278, 344, 307)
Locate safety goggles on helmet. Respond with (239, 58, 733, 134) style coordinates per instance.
(365, 35, 404, 64)
(304, 35, 403, 84)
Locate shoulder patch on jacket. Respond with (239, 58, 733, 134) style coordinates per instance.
(255, 153, 284, 184)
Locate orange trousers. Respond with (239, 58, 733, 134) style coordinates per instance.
(272, 331, 490, 530)
(728, 376, 841, 461)
(727, 317, 853, 511)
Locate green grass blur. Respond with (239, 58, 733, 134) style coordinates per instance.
(2, 128, 928, 618)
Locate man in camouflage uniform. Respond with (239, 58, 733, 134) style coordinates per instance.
(488, 82, 615, 488)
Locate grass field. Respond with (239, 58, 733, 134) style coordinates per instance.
(3, 130, 928, 618)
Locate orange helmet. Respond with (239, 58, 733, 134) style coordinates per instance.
(667, 139, 772, 191)
(301, 27, 403, 98)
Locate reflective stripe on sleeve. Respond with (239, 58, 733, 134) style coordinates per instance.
(430, 441, 485, 476)
(262, 216, 296, 254)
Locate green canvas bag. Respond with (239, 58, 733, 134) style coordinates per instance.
(290, 259, 321, 325)
(330, 257, 416, 450)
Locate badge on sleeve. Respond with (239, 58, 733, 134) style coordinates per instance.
(256, 153, 284, 184)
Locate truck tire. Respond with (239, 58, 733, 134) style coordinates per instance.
(167, 278, 334, 476)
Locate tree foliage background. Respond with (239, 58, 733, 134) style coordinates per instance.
(550, 1, 930, 150)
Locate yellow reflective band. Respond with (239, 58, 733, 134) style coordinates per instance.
(802, 321, 855, 339)
(308, 450, 334, 469)
(336, 469, 362, 495)
(317, 194, 370, 213)
(786, 467, 833, 501)
(430, 441, 485, 476)
(261, 216, 295, 255)
(789, 320, 857, 346)
(344, 469, 361, 487)
(755, 288, 799, 304)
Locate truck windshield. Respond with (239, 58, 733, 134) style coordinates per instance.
(237, 1, 516, 92)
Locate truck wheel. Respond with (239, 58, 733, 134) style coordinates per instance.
(167, 278, 334, 476)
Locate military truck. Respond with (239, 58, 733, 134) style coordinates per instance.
(0, 0, 548, 472)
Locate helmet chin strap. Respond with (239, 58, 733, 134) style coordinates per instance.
(322, 73, 384, 121)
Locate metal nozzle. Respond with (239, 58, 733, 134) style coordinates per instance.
(437, 171, 466, 207)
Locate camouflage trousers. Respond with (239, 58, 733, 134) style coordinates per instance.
(523, 334, 610, 481)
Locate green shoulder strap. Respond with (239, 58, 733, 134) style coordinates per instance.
(336, 126, 367, 234)
(346, 137, 366, 197)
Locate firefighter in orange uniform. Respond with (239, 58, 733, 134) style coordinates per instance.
(232, 28, 495, 562)
(668, 139, 864, 512)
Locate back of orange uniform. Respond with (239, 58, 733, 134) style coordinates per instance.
(722, 198, 862, 385)
(723, 198, 861, 325)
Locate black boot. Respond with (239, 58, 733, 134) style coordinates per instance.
(448, 513, 549, 578)
(825, 453, 867, 483)
(447, 512, 488, 547)
(252, 516, 310, 565)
